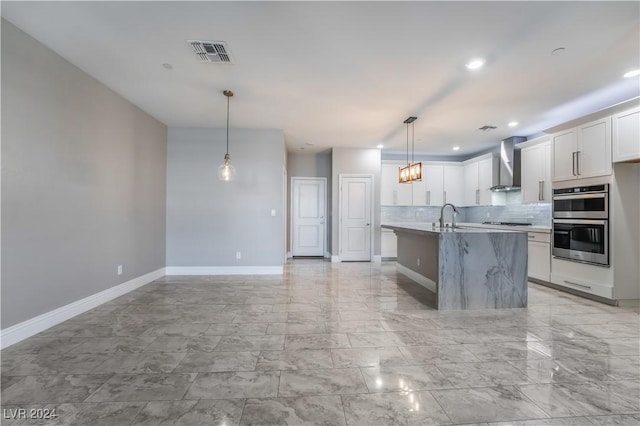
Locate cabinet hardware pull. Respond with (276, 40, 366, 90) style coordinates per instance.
(576, 151, 581, 175)
(539, 181, 543, 201)
(476, 189, 480, 205)
(528, 235, 535, 239)
(563, 280, 591, 289)
(572, 152, 577, 176)
(426, 191, 430, 205)
(443, 191, 446, 204)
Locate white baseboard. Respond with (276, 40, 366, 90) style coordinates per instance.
(372, 255, 382, 263)
(396, 264, 437, 293)
(325, 251, 331, 259)
(165, 266, 283, 275)
(0, 267, 166, 349)
(331, 255, 341, 263)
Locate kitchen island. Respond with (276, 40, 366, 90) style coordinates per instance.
(382, 223, 528, 310)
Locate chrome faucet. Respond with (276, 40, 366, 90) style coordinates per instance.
(439, 203, 459, 228)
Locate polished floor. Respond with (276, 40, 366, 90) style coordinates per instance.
(1, 260, 639, 425)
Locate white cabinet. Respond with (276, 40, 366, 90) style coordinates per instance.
(521, 138, 552, 203)
(527, 232, 550, 282)
(462, 156, 493, 206)
(443, 165, 463, 206)
(612, 106, 640, 163)
(552, 117, 612, 182)
(381, 163, 412, 206)
(413, 164, 444, 206)
(381, 229, 397, 259)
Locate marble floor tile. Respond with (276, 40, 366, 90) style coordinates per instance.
(4, 353, 110, 376)
(35, 402, 147, 426)
(85, 373, 196, 402)
(325, 320, 386, 333)
(131, 399, 245, 425)
(346, 331, 408, 347)
(255, 350, 333, 371)
(341, 391, 452, 426)
(462, 341, 553, 362)
(205, 323, 268, 336)
(2, 375, 112, 404)
(399, 344, 479, 364)
(284, 333, 351, 350)
(331, 347, 408, 368)
(67, 337, 157, 354)
(93, 352, 186, 374)
(266, 322, 327, 335)
(585, 414, 640, 425)
(215, 335, 285, 351)
(489, 418, 592, 425)
(174, 351, 259, 373)
(233, 312, 289, 323)
(278, 368, 368, 396)
(273, 303, 322, 312)
(1, 337, 83, 356)
(436, 361, 531, 388)
(240, 396, 346, 426)
(508, 359, 588, 384)
(431, 386, 550, 424)
(518, 380, 640, 417)
(185, 371, 280, 399)
(143, 336, 222, 352)
(360, 365, 452, 392)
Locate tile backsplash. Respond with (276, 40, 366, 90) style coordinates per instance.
(382, 203, 551, 227)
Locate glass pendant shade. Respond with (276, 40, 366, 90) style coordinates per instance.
(218, 154, 235, 181)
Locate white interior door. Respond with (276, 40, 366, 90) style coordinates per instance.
(292, 178, 326, 257)
(340, 175, 372, 262)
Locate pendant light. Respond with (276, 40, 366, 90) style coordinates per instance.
(398, 116, 422, 183)
(218, 90, 236, 181)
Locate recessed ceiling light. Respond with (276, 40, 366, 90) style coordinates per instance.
(453, 146, 460, 151)
(377, 144, 384, 149)
(162, 63, 173, 70)
(305, 142, 314, 146)
(508, 121, 519, 127)
(465, 58, 485, 70)
(551, 47, 566, 56)
(623, 69, 640, 78)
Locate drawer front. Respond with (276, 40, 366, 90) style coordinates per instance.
(527, 232, 551, 244)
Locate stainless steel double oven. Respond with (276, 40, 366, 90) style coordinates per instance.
(552, 184, 609, 266)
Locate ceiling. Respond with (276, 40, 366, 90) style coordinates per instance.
(3, 1, 639, 155)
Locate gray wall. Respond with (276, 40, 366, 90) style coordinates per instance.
(166, 128, 286, 267)
(331, 148, 382, 257)
(1, 20, 167, 328)
(286, 152, 332, 254)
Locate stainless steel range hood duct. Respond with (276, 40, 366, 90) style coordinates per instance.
(490, 136, 526, 192)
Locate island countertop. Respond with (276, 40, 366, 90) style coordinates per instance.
(381, 222, 526, 235)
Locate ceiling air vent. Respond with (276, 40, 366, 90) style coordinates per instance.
(187, 40, 233, 64)
(478, 125, 497, 132)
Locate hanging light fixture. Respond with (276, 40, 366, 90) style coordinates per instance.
(398, 116, 421, 183)
(218, 90, 236, 181)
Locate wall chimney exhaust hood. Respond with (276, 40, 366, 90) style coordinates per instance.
(490, 136, 526, 192)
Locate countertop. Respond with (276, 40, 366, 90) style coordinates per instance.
(381, 222, 527, 235)
(458, 222, 551, 234)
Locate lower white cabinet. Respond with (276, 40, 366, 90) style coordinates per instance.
(527, 232, 550, 282)
(381, 229, 397, 258)
(550, 257, 614, 299)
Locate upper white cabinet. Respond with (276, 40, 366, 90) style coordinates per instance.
(612, 106, 640, 163)
(521, 137, 552, 203)
(462, 156, 493, 206)
(443, 165, 463, 206)
(381, 163, 412, 206)
(552, 117, 612, 182)
(413, 164, 444, 206)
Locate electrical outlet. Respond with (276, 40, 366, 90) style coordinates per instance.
(416, 258, 421, 266)
(117, 265, 123, 275)
(236, 251, 242, 260)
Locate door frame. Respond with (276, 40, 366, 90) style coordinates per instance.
(338, 173, 374, 262)
(290, 176, 328, 258)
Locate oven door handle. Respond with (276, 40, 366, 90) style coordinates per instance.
(552, 193, 607, 201)
(553, 219, 607, 225)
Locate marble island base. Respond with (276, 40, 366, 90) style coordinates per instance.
(383, 224, 528, 310)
